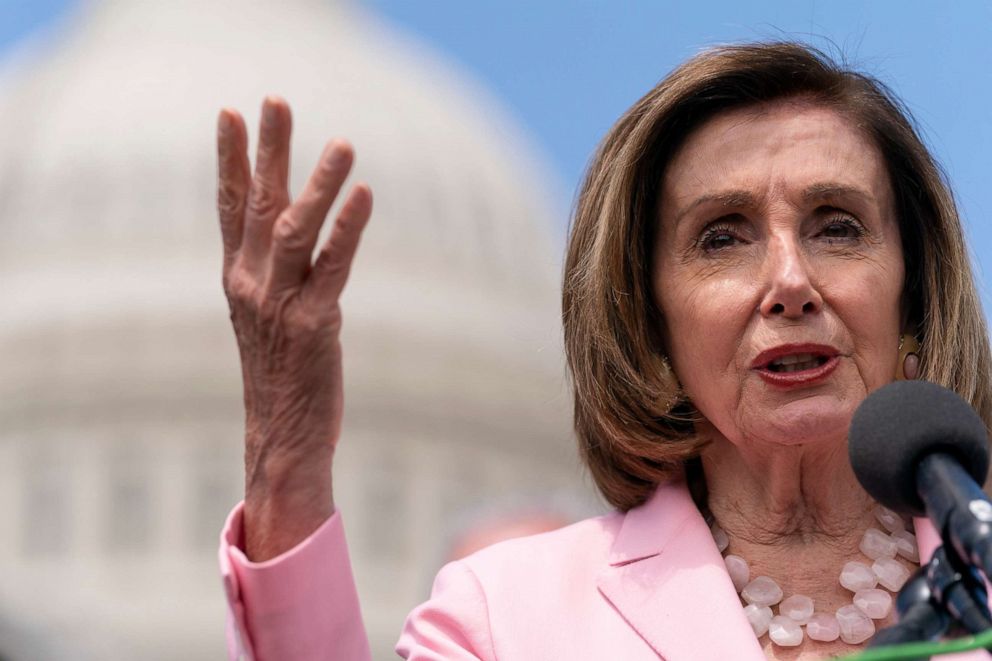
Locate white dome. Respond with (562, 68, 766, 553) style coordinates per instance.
(0, 0, 564, 333)
(0, 2, 595, 659)
(0, 0, 573, 435)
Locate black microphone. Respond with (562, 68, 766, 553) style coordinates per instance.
(849, 381, 992, 577)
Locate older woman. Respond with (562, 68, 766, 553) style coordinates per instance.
(215, 42, 992, 660)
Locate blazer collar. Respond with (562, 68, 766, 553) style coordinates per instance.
(595, 481, 949, 660)
(597, 480, 765, 660)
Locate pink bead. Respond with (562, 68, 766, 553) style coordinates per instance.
(744, 604, 773, 637)
(806, 612, 840, 642)
(860, 527, 898, 560)
(724, 554, 750, 592)
(840, 561, 878, 592)
(873, 505, 905, 533)
(779, 594, 814, 625)
(768, 615, 803, 647)
(836, 604, 875, 644)
(742, 576, 783, 607)
(711, 523, 729, 552)
(904, 353, 920, 379)
(854, 588, 893, 619)
(891, 530, 919, 563)
(873, 557, 911, 592)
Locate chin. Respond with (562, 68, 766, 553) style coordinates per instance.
(745, 396, 856, 446)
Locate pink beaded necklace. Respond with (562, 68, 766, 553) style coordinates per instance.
(710, 505, 921, 648)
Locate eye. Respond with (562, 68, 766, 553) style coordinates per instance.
(818, 215, 865, 241)
(698, 221, 743, 252)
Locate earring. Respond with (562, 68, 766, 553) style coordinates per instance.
(658, 355, 682, 408)
(654, 354, 689, 415)
(896, 333, 920, 381)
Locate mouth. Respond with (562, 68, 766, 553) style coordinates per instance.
(752, 344, 841, 386)
(764, 353, 831, 373)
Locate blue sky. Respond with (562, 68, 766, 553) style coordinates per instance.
(3, 0, 991, 307)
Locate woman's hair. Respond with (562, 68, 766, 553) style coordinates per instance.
(563, 41, 992, 512)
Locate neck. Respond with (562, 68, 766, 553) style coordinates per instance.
(701, 428, 874, 543)
(698, 428, 919, 656)
(701, 428, 880, 602)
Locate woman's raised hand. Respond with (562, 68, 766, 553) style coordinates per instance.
(216, 97, 372, 561)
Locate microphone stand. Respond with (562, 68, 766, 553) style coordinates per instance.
(925, 545, 992, 635)
(868, 566, 947, 650)
(869, 544, 991, 659)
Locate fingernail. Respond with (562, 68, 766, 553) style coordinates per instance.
(218, 110, 231, 133)
(327, 139, 352, 165)
(328, 144, 346, 165)
(263, 98, 279, 124)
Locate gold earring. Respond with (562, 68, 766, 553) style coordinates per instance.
(896, 333, 920, 381)
(657, 355, 682, 409)
(653, 355, 684, 410)
(655, 356, 702, 424)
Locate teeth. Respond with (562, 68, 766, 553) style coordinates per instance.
(771, 353, 816, 367)
(767, 353, 828, 373)
(776, 360, 820, 373)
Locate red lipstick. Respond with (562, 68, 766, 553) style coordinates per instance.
(751, 343, 840, 387)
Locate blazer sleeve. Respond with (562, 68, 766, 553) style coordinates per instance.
(219, 502, 497, 661)
(218, 502, 372, 661)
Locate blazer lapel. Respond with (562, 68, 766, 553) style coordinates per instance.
(596, 481, 764, 661)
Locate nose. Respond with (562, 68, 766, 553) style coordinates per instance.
(758, 235, 822, 318)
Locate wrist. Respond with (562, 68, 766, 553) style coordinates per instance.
(243, 453, 335, 561)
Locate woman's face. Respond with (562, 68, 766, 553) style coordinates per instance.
(653, 101, 904, 448)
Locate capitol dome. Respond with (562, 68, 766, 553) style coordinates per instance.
(0, 1, 599, 659)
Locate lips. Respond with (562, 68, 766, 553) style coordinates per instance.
(752, 344, 841, 386)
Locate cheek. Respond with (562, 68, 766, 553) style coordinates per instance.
(660, 273, 755, 394)
(833, 268, 903, 386)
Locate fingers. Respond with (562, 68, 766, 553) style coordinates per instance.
(242, 96, 293, 263)
(304, 183, 373, 305)
(216, 109, 251, 269)
(219, 97, 369, 305)
(267, 140, 355, 291)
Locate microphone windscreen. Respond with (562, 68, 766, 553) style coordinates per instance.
(848, 380, 989, 515)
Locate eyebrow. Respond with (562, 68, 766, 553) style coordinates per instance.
(800, 183, 875, 205)
(672, 182, 876, 228)
(672, 190, 755, 228)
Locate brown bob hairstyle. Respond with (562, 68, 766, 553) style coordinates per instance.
(562, 41, 992, 512)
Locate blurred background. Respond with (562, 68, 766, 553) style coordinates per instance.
(0, 0, 988, 659)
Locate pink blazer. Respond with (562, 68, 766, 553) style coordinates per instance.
(219, 480, 988, 660)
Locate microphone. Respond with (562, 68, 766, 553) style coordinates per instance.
(848, 381, 992, 577)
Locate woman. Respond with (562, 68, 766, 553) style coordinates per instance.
(215, 42, 992, 659)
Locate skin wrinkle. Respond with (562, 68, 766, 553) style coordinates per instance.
(721, 449, 862, 547)
(673, 183, 879, 238)
(652, 101, 910, 655)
